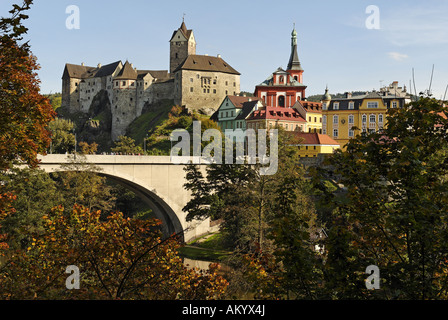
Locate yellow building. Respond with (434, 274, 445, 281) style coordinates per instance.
(321, 88, 410, 150)
(293, 100, 323, 133)
(292, 132, 340, 158)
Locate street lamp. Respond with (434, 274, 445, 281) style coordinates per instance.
(144, 134, 148, 154)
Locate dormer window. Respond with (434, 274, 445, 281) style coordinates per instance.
(334, 102, 339, 110)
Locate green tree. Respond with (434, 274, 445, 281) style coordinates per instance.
(0, 168, 61, 250)
(111, 136, 143, 154)
(48, 118, 76, 153)
(51, 155, 116, 216)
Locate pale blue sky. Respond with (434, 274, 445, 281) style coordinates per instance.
(2, 0, 448, 98)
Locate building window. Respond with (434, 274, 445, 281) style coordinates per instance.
(348, 102, 354, 109)
(322, 115, 327, 124)
(190, 87, 193, 92)
(334, 102, 339, 110)
(322, 103, 327, 110)
(333, 115, 338, 124)
(122, 81, 126, 86)
(369, 114, 376, 123)
(190, 78, 193, 82)
(213, 89, 216, 94)
(278, 96, 285, 107)
(367, 101, 379, 108)
(392, 101, 398, 108)
(362, 114, 367, 123)
(349, 129, 354, 137)
(333, 129, 338, 138)
(379, 114, 383, 123)
(348, 115, 354, 124)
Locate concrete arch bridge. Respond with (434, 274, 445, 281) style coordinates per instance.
(37, 154, 215, 243)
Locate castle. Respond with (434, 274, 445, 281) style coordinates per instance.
(61, 21, 241, 140)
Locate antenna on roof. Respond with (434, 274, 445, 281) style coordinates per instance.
(428, 64, 434, 97)
(412, 68, 418, 101)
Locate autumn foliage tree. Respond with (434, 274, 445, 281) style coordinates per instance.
(0, 0, 55, 257)
(0, 204, 228, 299)
(0, 0, 55, 170)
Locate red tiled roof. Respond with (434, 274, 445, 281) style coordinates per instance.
(247, 106, 306, 122)
(293, 132, 340, 146)
(297, 100, 322, 113)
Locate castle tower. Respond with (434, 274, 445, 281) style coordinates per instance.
(286, 25, 304, 84)
(169, 20, 196, 75)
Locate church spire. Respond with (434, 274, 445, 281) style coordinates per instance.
(287, 24, 303, 71)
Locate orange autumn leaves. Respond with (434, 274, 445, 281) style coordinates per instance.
(0, 204, 228, 300)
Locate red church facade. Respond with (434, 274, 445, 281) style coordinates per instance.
(254, 27, 307, 108)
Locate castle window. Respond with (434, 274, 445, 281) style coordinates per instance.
(213, 79, 217, 85)
(348, 102, 354, 109)
(175, 53, 178, 59)
(190, 78, 193, 82)
(122, 81, 126, 86)
(190, 87, 193, 92)
(233, 82, 236, 87)
(130, 98, 133, 101)
(115, 82, 118, 86)
(203, 89, 206, 93)
(213, 89, 216, 94)
(225, 81, 228, 86)
(75, 83, 78, 87)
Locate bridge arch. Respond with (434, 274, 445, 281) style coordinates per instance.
(37, 154, 214, 243)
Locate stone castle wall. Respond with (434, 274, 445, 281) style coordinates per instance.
(175, 69, 240, 115)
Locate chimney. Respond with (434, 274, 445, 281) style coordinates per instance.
(97, 63, 102, 68)
(81, 62, 85, 66)
(345, 92, 352, 99)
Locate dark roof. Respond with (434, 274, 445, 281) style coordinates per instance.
(115, 61, 138, 80)
(287, 44, 303, 71)
(170, 21, 193, 41)
(95, 61, 122, 78)
(327, 93, 407, 111)
(63, 61, 122, 79)
(137, 70, 170, 81)
(173, 55, 240, 75)
(235, 100, 264, 120)
(63, 63, 96, 79)
(227, 95, 259, 109)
